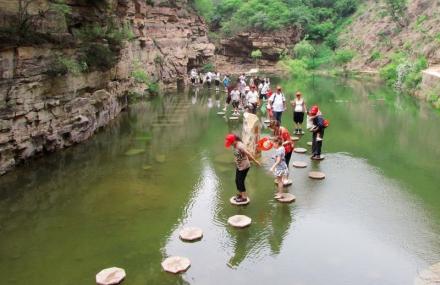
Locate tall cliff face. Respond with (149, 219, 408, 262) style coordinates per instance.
(0, 0, 214, 175)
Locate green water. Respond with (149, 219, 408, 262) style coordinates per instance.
(0, 76, 439, 285)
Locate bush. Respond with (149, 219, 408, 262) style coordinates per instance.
(46, 56, 87, 76)
(81, 44, 117, 71)
(279, 58, 309, 78)
(370, 50, 381, 61)
(132, 69, 149, 83)
(201, 62, 215, 73)
(251, 49, 262, 59)
(293, 39, 315, 59)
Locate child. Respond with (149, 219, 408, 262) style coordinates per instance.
(308, 106, 323, 141)
(270, 137, 289, 199)
(225, 134, 261, 202)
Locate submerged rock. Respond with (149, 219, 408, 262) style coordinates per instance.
(179, 227, 203, 241)
(125, 149, 145, 156)
(95, 267, 126, 285)
(155, 154, 166, 163)
(228, 215, 252, 228)
(161, 256, 191, 274)
(294, 147, 307, 154)
(414, 262, 440, 285)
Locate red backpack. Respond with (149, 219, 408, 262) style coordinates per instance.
(323, 119, 330, 128)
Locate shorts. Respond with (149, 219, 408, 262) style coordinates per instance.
(259, 93, 267, 100)
(191, 78, 195, 84)
(215, 80, 220, 86)
(293, 112, 304, 124)
(232, 100, 239, 108)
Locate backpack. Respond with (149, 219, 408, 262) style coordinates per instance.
(323, 119, 330, 128)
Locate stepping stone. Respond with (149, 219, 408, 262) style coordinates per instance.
(217, 111, 226, 115)
(294, 147, 307, 153)
(155, 154, 166, 163)
(96, 267, 126, 285)
(307, 142, 312, 146)
(311, 155, 325, 161)
(230, 196, 250, 205)
(179, 227, 203, 241)
(414, 262, 440, 285)
(161, 256, 191, 274)
(263, 119, 271, 124)
(309, 171, 326, 180)
(274, 179, 293, 186)
(292, 161, 307, 168)
(125, 149, 145, 156)
(291, 136, 300, 141)
(229, 116, 239, 120)
(227, 215, 252, 228)
(142, 165, 152, 171)
(276, 193, 296, 203)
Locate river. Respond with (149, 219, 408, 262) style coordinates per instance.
(0, 76, 439, 285)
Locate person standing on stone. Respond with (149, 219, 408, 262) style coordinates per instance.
(269, 120, 294, 184)
(291, 91, 307, 135)
(269, 86, 286, 123)
(247, 85, 259, 113)
(214, 72, 221, 92)
(230, 86, 241, 116)
(225, 134, 261, 203)
(205, 72, 212, 89)
(270, 137, 289, 199)
(309, 105, 325, 160)
(223, 74, 231, 93)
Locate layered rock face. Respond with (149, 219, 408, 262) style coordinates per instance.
(0, 0, 214, 175)
(215, 28, 301, 74)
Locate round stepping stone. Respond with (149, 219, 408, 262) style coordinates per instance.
(179, 227, 203, 241)
(161, 256, 191, 274)
(308, 171, 326, 180)
(263, 119, 271, 124)
(311, 155, 325, 161)
(227, 215, 252, 228)
(294, 147, 307, 153)
(415, 262, 440, 285)
(291, 136, 300, 141)
(292, 161, 307, 168)
(230, 196, 250, 205)
(96, 267, 126, 285)
(125, 149, 145, 156)
(276, 193, 296, 203)
(307, 141, 312, 146)
(274, 179, 293, 186)
(229, 116, 239, 120)
(217, 111, 226, 115)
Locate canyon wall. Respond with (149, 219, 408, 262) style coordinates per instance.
(0, 0, 214, 175)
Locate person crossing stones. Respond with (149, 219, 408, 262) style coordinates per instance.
(291, 91, 307, 135)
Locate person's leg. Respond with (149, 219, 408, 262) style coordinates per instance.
(285, 151, 292, 166)
(298, 112, 304, 133)
(312, 132, 317, 157)
(276, 175, 284, 197)
(238, 168, 250, 199)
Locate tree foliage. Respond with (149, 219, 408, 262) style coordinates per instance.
(192, 0, 359, 40)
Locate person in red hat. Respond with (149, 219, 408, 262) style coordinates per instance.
(225, 133, 261, 202)
(309, 105, 325, 159)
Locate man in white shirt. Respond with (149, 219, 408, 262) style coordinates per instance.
(230, 86, 241, 115)
(269, 86, 286, 123)
(247, 85, 259, 114)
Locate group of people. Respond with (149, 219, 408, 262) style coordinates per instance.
(216, 74, 328, 203)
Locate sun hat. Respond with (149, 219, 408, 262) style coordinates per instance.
(224, 134, 236, 148)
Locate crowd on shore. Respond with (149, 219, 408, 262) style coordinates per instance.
(189, 69, 329, 203)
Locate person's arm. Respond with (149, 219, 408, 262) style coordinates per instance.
(270, 155, 281, 172)
(243, 148, 261, 166)
(303, 101, 307, 113)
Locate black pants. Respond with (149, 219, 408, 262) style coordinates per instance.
(285, 151, 292, 166)
(235, 167, 250, 193)
(273, 111, 283, 123)
(312, 130, 324, 156)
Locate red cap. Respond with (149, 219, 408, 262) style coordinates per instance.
(224, 134, 236, 148)
(309, 105, 319, 116)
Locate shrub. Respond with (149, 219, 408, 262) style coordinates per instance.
(132, 69, 149, 83)
(370, 50, 381, 61)
(334, 49, 355, 74)
(81, 44, 117, 71)
(46, 56, 87, 76)
(279, 58, 309, 78)
(251, 49, 262, 59)
(293, 39, 315, 60)
(201, 62, 215, 73)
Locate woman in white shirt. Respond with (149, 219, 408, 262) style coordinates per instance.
(291, 91, 307, 134)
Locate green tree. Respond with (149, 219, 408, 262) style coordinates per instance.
(384, 0, 408, 27)
(251, 49, 263, 67)
(334, 49, 355, 76)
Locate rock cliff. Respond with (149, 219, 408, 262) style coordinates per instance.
(214, 28, 301, 74)
(0, 0, 214, 175)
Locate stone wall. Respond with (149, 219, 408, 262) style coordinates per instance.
(0, 0, 215, 175)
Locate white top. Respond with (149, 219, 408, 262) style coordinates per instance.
(261, 83, 269, 94)
(190, 69, 197, 78)
(214, 73, 220, 81)
(247, 91, 259, 104)
(231, 90, 240, 101)
(270, 92, 285, 112)
(294, 98, 304, 112)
